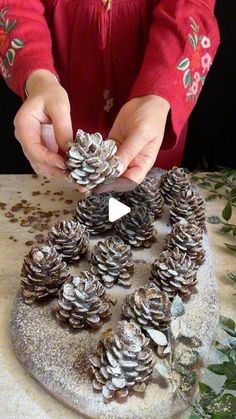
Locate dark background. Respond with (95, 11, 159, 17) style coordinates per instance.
(0, 0, 235, 174)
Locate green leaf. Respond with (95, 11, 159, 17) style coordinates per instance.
(224, 378, 236, 390)
(6, 48, 15, 66)
(177, 58, 190, 71)
(224, 243, 236, 252)
(222, 201, 232, 221)
(183, 69, 191, 88)
(180, 369, 197, 392)
(207, 363, 225, 375)
(199, 181, 211, 188)
(215, 182, 225, 190)
(171, 295, 185, 318)
(206, 193, 218, 201)
(220, 226, 232, 233)
(215, 341, 232, 357)
(11, 38, 24, 49)
(220, 316, 235, 331)
(6, 20, 16, 32)
(207, 216, 222, 225)
(188, 34, 197, 50)
(0, 6, 8, 18)
(232, 228, 236, 236)
(221, 362, 236, 380)
(227, 272, 236, 283)
(211, 393, 236, 415)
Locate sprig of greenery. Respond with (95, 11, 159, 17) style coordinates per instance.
(189, 316, 236, 418)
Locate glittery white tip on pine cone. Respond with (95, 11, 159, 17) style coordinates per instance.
(74, 193, 112, 235)
(90, 320, 154, 400)
(21, 245, 71, 305)
(114, 205, 155, 248)
(52, 272, 112, 329)
(90, 236, 134, 288)
(46, 219, 89, 264)
(124, 176, 164, 219)
(160, 166, 191, 205)
(170, 187, 206, 229)
(122, 282, 171, 331)
(165, 219, 205, 266)
(66, 129, 120, 190)
(150, 247, 198, 300)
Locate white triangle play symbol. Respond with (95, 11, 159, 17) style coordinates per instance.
(109, 197, 131, 222)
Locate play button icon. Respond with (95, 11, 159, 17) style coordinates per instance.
(109, 197, 131, 222)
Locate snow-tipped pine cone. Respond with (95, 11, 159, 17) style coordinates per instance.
(165, 220, 205, 266)
(114, 205, 155, 248)
(46, 219, 89, 263)
(124, 176, 164, 218)
(150, 247, 198, 300)
(52, 272, 111, 329)
(90, 320, 154, 400)
(122, 282, 171, 331)
(90, 236, 134, 288)
(74, 193, 112, 235)
(21, 245, 71, 304)
(66, 129, 119, 189)
(170, 188, 206, 229)
(160, 166, 191, 204)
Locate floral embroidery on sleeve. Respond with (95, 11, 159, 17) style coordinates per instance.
(177, 17, 212, 102)
(0, 6, 24, 80)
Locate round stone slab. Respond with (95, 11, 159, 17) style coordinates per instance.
(10, 178, 220, 419)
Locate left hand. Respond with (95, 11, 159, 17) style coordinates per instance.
(95, 95, 170, 193)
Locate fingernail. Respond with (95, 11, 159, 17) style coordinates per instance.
(56, 162, 67, 170)
(116, 159, 124, 176)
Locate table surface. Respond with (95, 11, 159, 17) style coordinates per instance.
(0, 175, 235, 419)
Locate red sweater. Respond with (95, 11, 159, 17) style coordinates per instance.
(0, 0, 220, 168)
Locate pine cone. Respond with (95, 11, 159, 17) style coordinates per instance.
(122, 282, 171, 331)
(74, 193, 112, 235)
(150, 247, 198, 300)
(52, 272, 111, 329)
(66, 129, 119, 189)
(90, 236, 134, 288)
(46, 219, 89, 263)
(21, 245, 71, 305)
(160, 166, 191, 204)
(165, 220, 205, 266)
(170, 188, 206, 229)
(114, 205, 155, 248)
(90, 320, 154, 400)
(124, 176, 164, 218)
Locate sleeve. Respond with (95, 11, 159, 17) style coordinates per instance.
(0, 0, 57, 98)
(130, 0, 220, 142)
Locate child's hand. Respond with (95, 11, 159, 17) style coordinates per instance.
(14, 70, 73, 179)
(95, 95, 170, 193)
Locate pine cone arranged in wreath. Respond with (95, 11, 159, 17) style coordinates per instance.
(115, 205, 155, 248)
(170, 187, 206, 229)
(124, 176, 164, 218)
(150, 247, 198, 300)
(166, 220, 205, 266)
(52, 271, 111, 329)
(90, 320, 154, 400)
(74, 193, 112, 235)
(90, 236, 134, 288)
(122, 282, 171, 331)
(21, 245, 71, 305)
(46, 219, 89, 263)
(66, 129, 119, 189)
(160, 166, 191, 204)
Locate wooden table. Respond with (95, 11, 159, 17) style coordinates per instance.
(0, 175, 235, 419)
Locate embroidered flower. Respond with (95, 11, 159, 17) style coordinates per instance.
(193, 71, 201, 82)
(201, 36, 211, 49)
(0, 6, 24, 80)
(201, 52, 212, 73)
(177, 17, 213, 102)
(103, 89, 114, 112)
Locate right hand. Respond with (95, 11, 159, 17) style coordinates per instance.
(14, 69, 73, 179)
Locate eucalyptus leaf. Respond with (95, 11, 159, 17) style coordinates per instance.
(222, 201, 232, 222)
(206, 194, 218, 201)
(146, 329, 167, 346)
(224, 378, 236, 391)
(171, 295, 185, 318)
(224, 243, 236, 252)
(211, 393, 236, 415)
(207, 364, 225, 375)
(220, 315, 235, 331)
(207, 216, 222, 225)
(228, 336, 236, 348)
(221, 361, 236, 380)
(215, 182, 225, 190)
(220, 226, 232, 233)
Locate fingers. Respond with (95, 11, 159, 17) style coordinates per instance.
(94, 178, 137, 194)
(46, 96, 73, 152)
